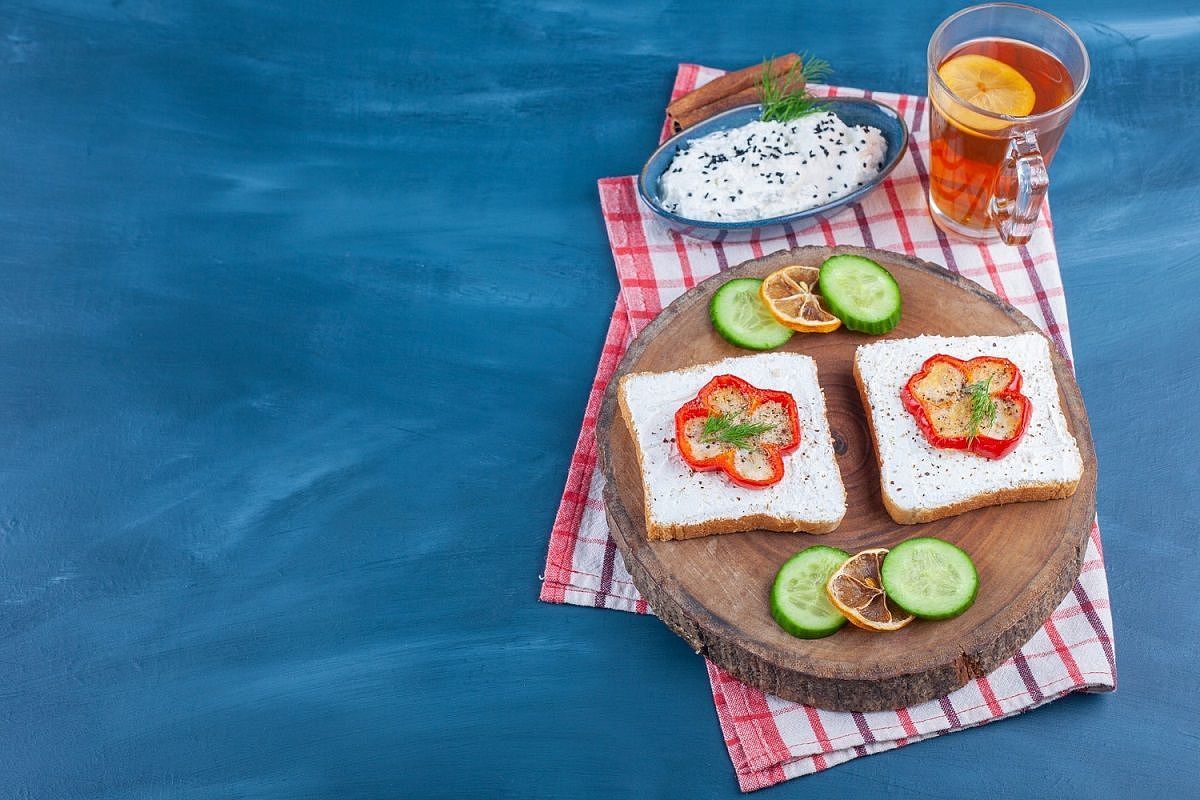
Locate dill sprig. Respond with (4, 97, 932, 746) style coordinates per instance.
(701, 413, 775, 450)
(759, 54, 833, 123)
(796, 53, 833, 86)
(966, 377, 998, 442)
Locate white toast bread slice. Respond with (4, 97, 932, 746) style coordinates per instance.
(617, 352, 846, 541)
(853, 333, 1083, 525)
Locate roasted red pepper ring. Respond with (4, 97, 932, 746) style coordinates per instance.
(900, 354, 1032, 460)
(674, 374, 801, 488)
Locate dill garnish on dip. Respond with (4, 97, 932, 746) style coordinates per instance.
(760, 56, 831, 122)
(658, 56, 887, 222)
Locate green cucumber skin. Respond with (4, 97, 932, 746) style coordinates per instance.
(818, 255, 902, 335)
(770, 545, 851, 639)
(880, 538, 979, 620)
(771, 601, 845, 638)
(840, 307, 901, 336)
(709, 278, 793, 351)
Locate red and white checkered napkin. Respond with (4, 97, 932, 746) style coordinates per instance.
(540, 64, 1116, 792)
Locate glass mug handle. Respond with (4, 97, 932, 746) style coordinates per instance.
(989, 129, 1049, 246)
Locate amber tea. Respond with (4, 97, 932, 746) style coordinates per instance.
(929, 38, 1073, 232)
(926, 6, 1088, 244)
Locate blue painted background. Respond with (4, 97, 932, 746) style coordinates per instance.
(0, 1, 1196, 797)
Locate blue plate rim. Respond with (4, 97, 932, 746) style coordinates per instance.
(637, 98, 911, 230)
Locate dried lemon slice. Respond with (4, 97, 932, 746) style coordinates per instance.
(937, 54, 1036, 117)
(759, 265, 842, 334)
(825, 548, 915, 632)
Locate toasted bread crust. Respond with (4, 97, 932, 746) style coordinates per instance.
(617, 372, 843, 541)
(642, 512, 842, 542)
(852, 357, 1080, 525)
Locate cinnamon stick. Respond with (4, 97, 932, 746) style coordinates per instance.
(667, 54, 805, 133)
(669, 87, 760, 133)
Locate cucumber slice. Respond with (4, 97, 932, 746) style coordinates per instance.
(709, 278, 794, 350)
(880, 537, 979, 620)
(771, 546, 851, 638)
(817, 255, 902, 335)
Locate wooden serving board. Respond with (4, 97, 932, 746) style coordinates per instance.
(597, 245, 1097, 712)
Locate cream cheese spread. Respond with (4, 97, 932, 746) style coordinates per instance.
(855, 333, 1083, 512)
(659, 112, 887, 222)
(620, 353, 846, 529)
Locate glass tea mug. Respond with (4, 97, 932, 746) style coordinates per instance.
(926, 3, 1090, 244)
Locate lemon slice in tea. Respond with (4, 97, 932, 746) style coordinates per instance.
(938, 54, 1036, 117)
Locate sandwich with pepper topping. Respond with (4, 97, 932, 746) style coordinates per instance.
(853, 332, 1083, 524)
(617, 352, 846, 541)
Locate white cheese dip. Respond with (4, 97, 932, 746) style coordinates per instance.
(658, 112, 888, 222)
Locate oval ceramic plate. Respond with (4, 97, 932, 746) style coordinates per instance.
(638, 100, 909, 242)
